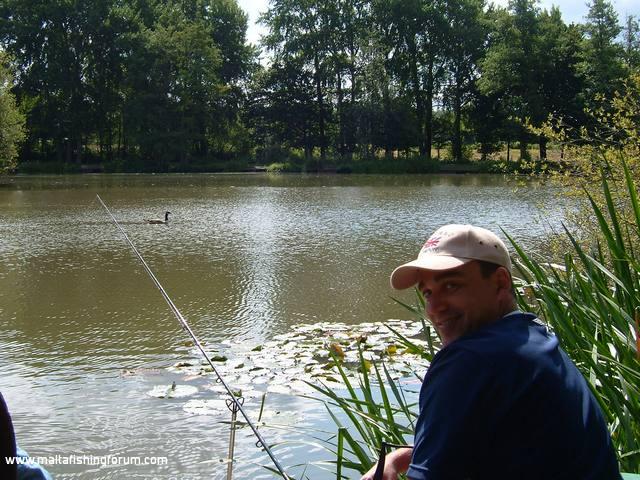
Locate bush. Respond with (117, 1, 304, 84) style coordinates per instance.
(265, 162, 299, 173)
(0, 52, 25, 173)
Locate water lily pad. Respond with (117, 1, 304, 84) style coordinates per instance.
(183, 399, 230, 416)
(267, 384, 292, 395)
(147, 384, 198, 399)
(169, 318, 430, 397)
(289, 380, 316, 394)
(251, 376, 272, 385)
(172, 361, 194, 368)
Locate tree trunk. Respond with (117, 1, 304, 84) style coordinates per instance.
(452, 82, 462, 162)
(348, 59, 357, 159)
(336, 71, 345, 158)
(539, 134, 547, 160)
(519, 126, 528, 161)
(424, 58, 434, 161)
(408, 38, 425, 155)
(313, 53, 326, 168)
(76, 137, 82, 164)
(383, 76, 392, 159)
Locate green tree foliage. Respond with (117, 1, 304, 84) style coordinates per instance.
(261, 0, 342, 166)
(0, 0, 638, 171)
(256, 0, 635, 167)
(622, 15, 640, 69)
(0, 51, 25, 171)
(0, 0, 255, 170)
(478, 0, 547, 160)
(580, 0, 626, 114)
(245, 60, 317, 162)
(477, 1, 585, 161)
(441, 0, 486, 162)
(535, 7, 585, 156)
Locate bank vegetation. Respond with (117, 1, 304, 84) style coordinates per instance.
(0, 0, 639, 173)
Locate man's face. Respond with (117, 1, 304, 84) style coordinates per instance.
(416, 261, 509, 346)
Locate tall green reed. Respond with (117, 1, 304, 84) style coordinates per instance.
(306, 348, 420, 478)
(508, 158, 640, 472)
(297, 290, 440, 478)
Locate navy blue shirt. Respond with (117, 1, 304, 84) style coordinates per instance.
(1, 392, 17, 480)
(408, 312, 621, 480)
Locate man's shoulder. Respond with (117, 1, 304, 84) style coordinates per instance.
(455, 313, 550, 351)
(433, 313, 558, 375)
(429, 341, 493, 379)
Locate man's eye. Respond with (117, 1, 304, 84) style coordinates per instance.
(444, 283, 458, 291)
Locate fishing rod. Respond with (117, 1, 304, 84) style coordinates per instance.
(372, 442, 413, 480)
(96, 194, 292, 480)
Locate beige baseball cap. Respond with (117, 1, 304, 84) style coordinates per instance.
(390, 224, 512, 290)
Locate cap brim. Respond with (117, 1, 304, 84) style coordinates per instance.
(389, 256, 472, 290)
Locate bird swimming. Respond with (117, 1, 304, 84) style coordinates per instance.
(145, 211, 171, 224)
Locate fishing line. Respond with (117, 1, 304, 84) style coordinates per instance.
(96, 194, 292, 479)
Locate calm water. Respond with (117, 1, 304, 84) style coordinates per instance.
(0, 173, 565, 479)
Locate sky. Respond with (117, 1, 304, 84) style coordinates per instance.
(237, 0, 640, 47)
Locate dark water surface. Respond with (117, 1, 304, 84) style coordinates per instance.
(0, 173, 565, 479)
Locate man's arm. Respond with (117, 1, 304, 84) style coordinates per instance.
(361, 447, 413, 480)
(1, 393, 17, 480)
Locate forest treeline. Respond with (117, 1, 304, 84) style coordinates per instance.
(0, 0, 639, 173)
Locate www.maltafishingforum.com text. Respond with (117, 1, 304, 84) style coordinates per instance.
(5, 454, 169, 467)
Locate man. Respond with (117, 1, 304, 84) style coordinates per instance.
(1, 392, 17, 480)
(1, 392, 53, 480)
(362, 224, 621, 480)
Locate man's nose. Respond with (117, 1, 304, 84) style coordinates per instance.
(426, 294, 447, 314)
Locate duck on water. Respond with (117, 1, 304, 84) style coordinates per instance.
(145, 211, 171, 224)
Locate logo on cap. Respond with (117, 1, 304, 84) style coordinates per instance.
(423, 236, 441, 249)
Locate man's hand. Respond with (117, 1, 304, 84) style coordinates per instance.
(360, 447, 413, 480)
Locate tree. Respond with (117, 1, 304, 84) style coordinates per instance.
(245, 60, 317, 161)
(261, 0, 335, 167)
(0, 0, 254, 170)
(386, 0, 447, 158)
(479, 0, 545, 160)
(580, 0, 626, 113)
(536, 7, 584, 156)
(442, 0, 486, 162)
(361, 1, 400, 158)
(0, 0, 101, 164)
(326, 0, 368, 158)
(622, 15, 640, 69)
(0, 51, 25, 171)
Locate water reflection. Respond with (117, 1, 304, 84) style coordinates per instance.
(0, 173, 566, 478)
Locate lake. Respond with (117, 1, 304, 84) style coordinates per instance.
(0, 173, 565, 479)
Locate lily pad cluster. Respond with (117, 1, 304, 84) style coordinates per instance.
(167, 319, 430, 405)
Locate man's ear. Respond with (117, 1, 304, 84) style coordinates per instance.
(495, 266, 512, 293)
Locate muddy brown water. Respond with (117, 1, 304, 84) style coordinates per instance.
(0, 173, 565, 479)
